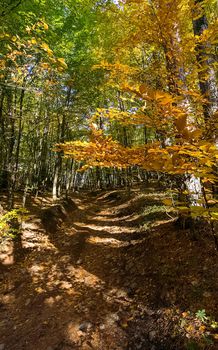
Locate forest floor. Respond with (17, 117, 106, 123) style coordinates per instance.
(0, 186, 218, 350)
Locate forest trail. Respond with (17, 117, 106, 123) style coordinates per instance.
(0, 188, 218, 350)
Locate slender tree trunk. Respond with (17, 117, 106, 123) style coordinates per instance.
(52, 87, 71, 200)
(14, 88, 25, 188)
(6, 88, 16, 209)
(192, 0, 218, 139)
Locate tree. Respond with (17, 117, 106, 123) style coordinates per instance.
(57, 0, 218, 245)
(0, 0, 114, 202)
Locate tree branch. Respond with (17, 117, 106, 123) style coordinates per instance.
(1, 0, 23, 17)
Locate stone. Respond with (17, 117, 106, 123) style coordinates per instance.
(79, 322, 92, 332)
(203, 291, 212, 298)
(60, 281, 72, 290)
(0, 344, 5, 350)
(143, 307, 155, 316)
(25, 298, 31, 306)
(149, 330, 156, 342)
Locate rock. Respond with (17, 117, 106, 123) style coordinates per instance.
(126, 287, 135, 297)
(149, 330, 156, 342)
(143, 307, 155, 316)
(130, 282, 138, 289)
(79, 322, 92, 332)
(25, 298, 31, 306)
(0, 344, 5, 350)
(60, 255, 71, 263)
(203, 291, 212, 298)
(116, 290, 128, 299)
(60, 281, 72, 290)
(191, 279, 199, 286)
(105, 313, 119, 326)
(76, 258, 82, 265)
(0, 205, 4, 215)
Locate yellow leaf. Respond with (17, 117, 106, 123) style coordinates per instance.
(121, 323, 128, 328)
(42, 22, 49, 30)
(139, 84, 147, 95)
(162, 198, 173, 206)
(41, 42, 50, 51)
(190, 129, 202, 139)
(57, 57, 68, 69)
(175, 115, 187, 132)
(186, 325, 194, 332)
(211, 212, 218, 220)
(31, 38, 37, 45)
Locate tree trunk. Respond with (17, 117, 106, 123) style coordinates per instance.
(192, 0, 218, 139)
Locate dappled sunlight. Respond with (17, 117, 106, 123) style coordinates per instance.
(22, 221, 57, 251)
(64, 300, 217, 349)
(1, 188, 217, 349)
(33, 197, 53, 206)
(66, 265, 103, 288)
(66, 321, 86, 346)
(27, 259, 104, 294)
(0, 292, 16, 307)
(0, 240, 14, 265)
(0, 218, 57, 266)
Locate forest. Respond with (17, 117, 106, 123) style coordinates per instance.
(0, 0, 218, 349)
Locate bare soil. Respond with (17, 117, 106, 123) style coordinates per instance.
(0, 188, 218, 350)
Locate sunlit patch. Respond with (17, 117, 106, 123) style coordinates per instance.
(22, 221, 57, 250)
(74, 222, 135, 234)
(77, 204, 89, 211)
(87, 213, 141, 223)
(29, 264, 45, 273)
(59, 281, 73, 290)
(125, 214, 142, 222)
(66, 321, 84, 344)
(33, 197, 53, 206)
(87, 236, 129, 247)
(152, 219, 175, 227)
(1, 294, 16, 305)
(66, 265, 103, 287)
(0, 253, 14, 265)
(44, 295, 63, 306)
(35, 286, 46, 293)
(22, 221, 40, 231)
(27, 260, 104, 294)
(44, 296, 55, 306)
(72, 221, 87, 227)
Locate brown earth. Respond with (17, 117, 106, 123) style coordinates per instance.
(0, 188, 218, 350)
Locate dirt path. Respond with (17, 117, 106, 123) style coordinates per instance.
(0, 189, 218, 350)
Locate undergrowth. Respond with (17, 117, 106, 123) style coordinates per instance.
(0, 208, 29, 241)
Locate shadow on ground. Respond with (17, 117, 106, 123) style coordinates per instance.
(0, 189, 218, 350)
